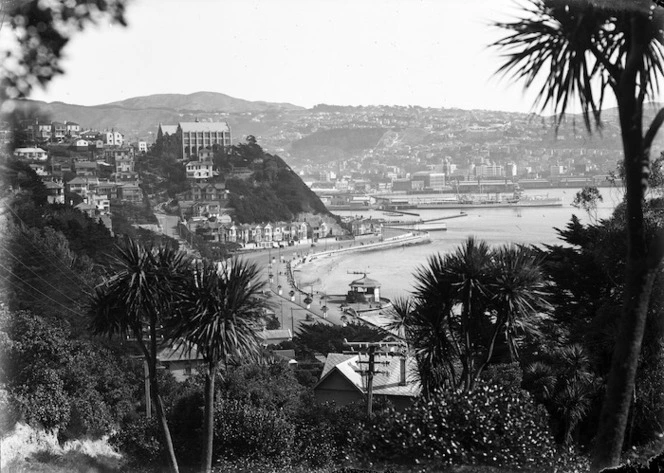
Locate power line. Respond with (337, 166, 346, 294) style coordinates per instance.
(0, 251, 82, 306)
(2, 203, 94, 287)
(0, 266, 88, 320)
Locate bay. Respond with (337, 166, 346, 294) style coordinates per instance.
(297, 187, 624, 300)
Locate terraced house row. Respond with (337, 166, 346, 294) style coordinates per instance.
(187, 219, 331, 248)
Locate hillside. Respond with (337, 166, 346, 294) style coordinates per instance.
(289, 127, 388, 160)
(7, 92, 305, 141)
(102, 91, 303, 113)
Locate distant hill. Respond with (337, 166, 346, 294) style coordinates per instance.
(7, 92, 304, 141)
(102, 91, 303, 113)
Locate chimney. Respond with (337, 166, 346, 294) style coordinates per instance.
(399, 357, 406, 386)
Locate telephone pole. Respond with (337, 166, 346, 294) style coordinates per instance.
(344, 340, 405, 417)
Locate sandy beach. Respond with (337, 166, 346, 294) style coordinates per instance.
(291, 232, 431, 297)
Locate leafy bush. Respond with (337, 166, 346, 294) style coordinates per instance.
(354, 383, 559, 470)
(109, 417, 164, 470)
(293, 402, 367, 468)
(213, 399, 295, 464)
(1, 310, 137, 436)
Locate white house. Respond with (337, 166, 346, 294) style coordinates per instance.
(14, 147, 48, 161)
(104, 131, 124, 147)
(185, 160, 214, 180)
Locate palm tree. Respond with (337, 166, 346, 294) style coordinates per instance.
(387, 292, 460, 396)
(524, 345, 601, 445)
(398, 239, 548, 395)
(476, 244, 550, 384)
(168, 258, 267, 473)
(442, 237, 492, 390)
(89, 238, 190, 473)
(493, 2, 664, 469)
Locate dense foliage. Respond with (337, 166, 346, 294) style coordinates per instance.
(222, 142, 331, 223)
(531, 198, 664, 449)
(293, 321, 386, 357)
(0, 309, 137, 438)
(355, 383, 562, 470)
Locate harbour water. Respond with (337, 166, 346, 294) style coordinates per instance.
(296, 187, 624, 300)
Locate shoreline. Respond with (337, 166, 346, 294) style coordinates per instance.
(292, 231, 431, 293)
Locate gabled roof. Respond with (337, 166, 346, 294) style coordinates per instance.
(315, 353, 421, 398)
(257, 329, 292, 341)
(43, 181, 63, 190)
(157, 343, 204, 362)
(158, 124, 178, 135)
(67, 177, 89, 185)
(179, 121, 230, 133)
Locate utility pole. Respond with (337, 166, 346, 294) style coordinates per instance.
(345, 340, 405, 417)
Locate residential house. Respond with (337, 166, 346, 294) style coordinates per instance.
(257, 329, 292, 347)
(104, 130, 124, 147)
(66, 177, 92, 198)
(191, 201, 230, 219)
(185, 160, 215, 180)
(312, 221, 329, 240)
(74, 161, 98, 178)
(350, 218, 382, 236)
(314, 353, 420, 411)
(87, 193, 110, 214)
(289, 222, 309, 241)
(28, 163, 49, 177)
(65, 121, 81, 137)
(137, 141, 148, 153)
(252, 224, 263, 244)
(51, 122, 66, 141)
(43, 180, 65, 204)
(14, 147, 47, 161)
(263, 223, 273, 243)
(74, 202, 97, 218)
(117, 183, 142, 203)
(180, 183, 227, 202)
(157, 344, 205, 382)
(91, 181, 119, 200)
(104, 148, 135, 166)
(73, 139, 89, 149)
(36, 123, 52, 141)
(115, 154, 134, 173)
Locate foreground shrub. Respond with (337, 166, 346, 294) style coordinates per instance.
(213, 398, 295, 464)
(293, 402, 367, 468)
(354, 383, 558, 470)
(109, 417, 164, 470)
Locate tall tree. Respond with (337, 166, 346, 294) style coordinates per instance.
(89, 238, 190, 473)
(391, 238, 549, 395)
(493, 2, 664, 469)
(168, 258, 266, 473)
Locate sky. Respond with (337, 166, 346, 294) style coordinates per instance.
(28, 0, 555, 113)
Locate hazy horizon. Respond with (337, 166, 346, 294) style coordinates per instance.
(23, 0, 582, 114)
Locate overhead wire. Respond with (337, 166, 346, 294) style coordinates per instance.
(2, 200, 97, 288)
(0, 268, 88, 320)
(0, 251, 82, 307)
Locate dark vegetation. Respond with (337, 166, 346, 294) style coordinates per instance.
(3, 148, 664, 472)
(3, 0, 664, 471)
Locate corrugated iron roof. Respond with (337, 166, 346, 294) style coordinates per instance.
(317, 352, 420, 397)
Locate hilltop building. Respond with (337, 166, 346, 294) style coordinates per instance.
(157, 121, 231, 160)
